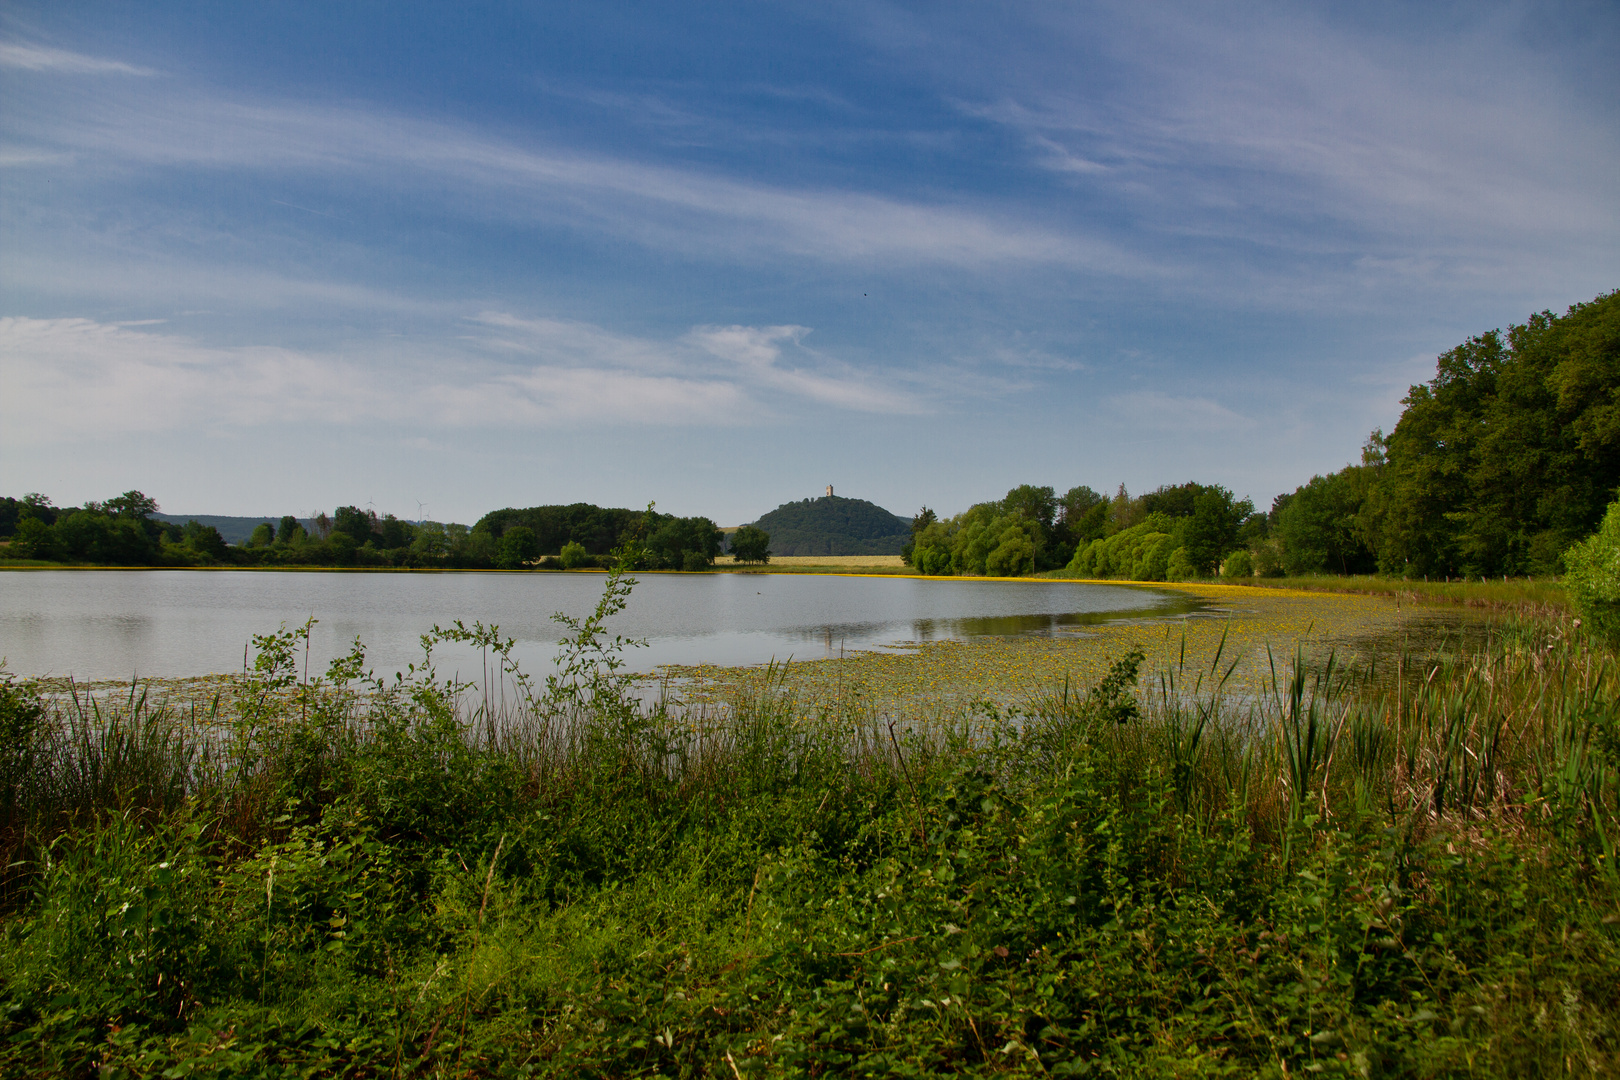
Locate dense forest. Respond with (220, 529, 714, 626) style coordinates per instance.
(905, 290, 1620, 580)
(0, 497, 723, 572)
(474, 503, 723, 572)
(1279, 289, 1620, 578)
(747, 495, 911, 556)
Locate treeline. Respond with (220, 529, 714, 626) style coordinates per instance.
(905, 481, 1255, 580)
(476, 503, 723, 572)
(1261, 289, 1620, 578)
(0, 494, 495, 569)
(0, 493, 249, 568)
(0, 496, 723, 572)
(906, 290, 1620, 581)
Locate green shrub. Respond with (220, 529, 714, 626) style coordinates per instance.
(984, 525, 1035, 576)
(1252, 538, 1286, 577)
(1164, 545, 1195, 581)
(1564, 499, 1620, 640)
(1070, 514, 1177, 579)
(559, 540, 590, 569)
(1221, 549, 1253, 579)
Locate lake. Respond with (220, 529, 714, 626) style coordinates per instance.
(0, 569, 1206, 681)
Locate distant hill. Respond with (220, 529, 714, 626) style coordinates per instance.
(152, 513, 301, 545)
(747, 495, 912, 556)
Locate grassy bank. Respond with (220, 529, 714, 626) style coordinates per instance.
(1213, 574, 1570, 614)
(1, 572, 1616, 1076)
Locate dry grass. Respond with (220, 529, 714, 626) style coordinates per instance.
(731, 554, 907, 568)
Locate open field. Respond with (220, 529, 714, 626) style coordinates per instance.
(728, 553, 908, 568)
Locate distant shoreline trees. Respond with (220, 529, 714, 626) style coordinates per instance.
(0, 497, 724, 572)
(898, 290, 1620, 582)
(6, 292, 1614, 580)
(905, 481, 1253, 581)
(1257, 289, 1620, 580)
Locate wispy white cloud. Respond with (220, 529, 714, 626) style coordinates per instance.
(3, 86, 1133, 270)
(0, 313, 924, 444)
(958, 4, 1620, 265)
(469, 313, 925, 414)
(0, 316, 744, 441)
(1104, 390, 1254, 435)
(0, 250, 467, 317)
(0, 146, 74, 167)
(0, 41, 157, 76)
(688, 324, 925, 413)
(465, 312, 690, 375)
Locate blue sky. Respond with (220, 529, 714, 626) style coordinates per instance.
(3, 2, 1617, 526)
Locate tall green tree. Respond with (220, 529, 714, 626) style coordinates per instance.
(496, 525, 540, 569)
(1273, 468, 1375, 575)
(1364, 291, 1620, 576)
(729, 524, 770, 564)
(332, 506, 377, 545)
(1057, 486, 1108, 548)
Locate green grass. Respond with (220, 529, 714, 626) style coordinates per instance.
(1, 572, 1616, 1076)
(1216, 573, 1571, 612)
(1037, 567, 1571, 614)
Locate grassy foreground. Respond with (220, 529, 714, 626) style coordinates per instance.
(1, 571, 1617, 1077)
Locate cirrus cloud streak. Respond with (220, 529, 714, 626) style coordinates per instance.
(0, 312, 923, 445)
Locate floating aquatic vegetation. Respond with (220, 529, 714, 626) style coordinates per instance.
(654, 582, 1484, 714)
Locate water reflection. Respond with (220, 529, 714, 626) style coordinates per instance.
(780, 593, 1214, 659)
(0, 570, 1210, 680)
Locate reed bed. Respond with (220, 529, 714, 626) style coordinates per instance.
(0, 571, 1616, 1076)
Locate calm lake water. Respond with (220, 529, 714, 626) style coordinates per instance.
(0, 570, 1206, 681)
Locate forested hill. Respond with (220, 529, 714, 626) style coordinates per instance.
(152, 514, 305, 545)
(749, 495, 912, 556)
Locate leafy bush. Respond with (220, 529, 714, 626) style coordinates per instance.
(1068, 514, 1175, 579)
(1565, 499, 1620, 640)
(1165, 545, 1195, 581)
(559, 540, 590, 569)
(1252, 537, 1286, 577)
(1221, 548, 1254, 579)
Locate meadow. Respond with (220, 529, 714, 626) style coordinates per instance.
(0, 569, 1616, 1077)
(734, 555, 908, 569)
